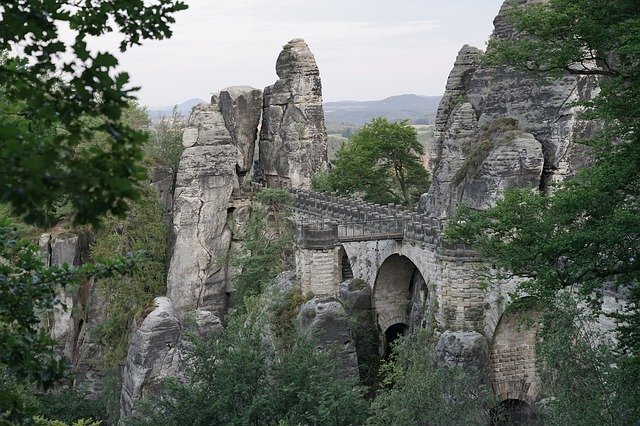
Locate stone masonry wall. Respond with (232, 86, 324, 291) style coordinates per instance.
(490, 310, 541, 404)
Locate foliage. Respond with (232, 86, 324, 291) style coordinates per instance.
(348, 310, 382, 392)
(90, 186, 167, 369)
(0, 220, 137, 423)
(130, 312, 369, 426)
(327, 117, 429, 209)
(311, 170, 331, 193)
(535, 295, 640, 425)
(231, 189, 294, 310)
(0, 0, 187, 226)
(34, 388, 105, 424)
(270, 288, 310, 351)
(368, 329, 494, 425)
(144, 107, 185, 176)
(32, 417, 101, 426)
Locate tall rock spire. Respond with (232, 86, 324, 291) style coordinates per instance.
(259, 38, 328, 189)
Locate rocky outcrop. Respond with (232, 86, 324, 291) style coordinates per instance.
(119, 297, 182, 418)
(40, 232, 107, 395)
(420, 0, 598, 218)
(214, 86, 263, 178)
(435, 330, 490, 372)
(259, 38, 328, 189)
(168, 87, 262, 320)
(298, 297, 359, 380)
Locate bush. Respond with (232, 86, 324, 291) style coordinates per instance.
(368, 329, 494, 425)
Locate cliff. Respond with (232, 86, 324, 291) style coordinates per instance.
(420, 0, 599, 218)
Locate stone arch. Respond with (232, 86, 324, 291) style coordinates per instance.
(373, 254, 424, 336)
(337, 245, 353, 282)
(490, 304, 542, 405)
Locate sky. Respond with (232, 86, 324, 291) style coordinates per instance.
(98, 0, 505, 107)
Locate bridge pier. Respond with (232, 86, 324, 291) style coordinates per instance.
(295, 221, 341, 296)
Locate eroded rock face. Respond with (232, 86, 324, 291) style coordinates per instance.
(119, 297, 182, 419)
(420, 0, 598, 218)
(260, 38, 328, 189)
(168, 87, 262, 319)
(214, 86, 263, 177)
(298, 297, 359, 380)
(435, 330, 490, 372)
(40, 232, 107, 395)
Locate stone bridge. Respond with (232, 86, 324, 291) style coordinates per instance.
(291, 189, 542, 408)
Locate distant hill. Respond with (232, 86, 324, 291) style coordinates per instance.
(323, 94, 441, 128)
(147, 98, 205, 120)
(147, 94, 442, 127)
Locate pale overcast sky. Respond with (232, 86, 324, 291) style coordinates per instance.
(105, 0, 505, 107)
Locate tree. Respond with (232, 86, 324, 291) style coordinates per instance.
(0, 0, 187, 226)
(327, 118, 429, 209)
(445, 0, 640, 422)
(0, 1, 186, 421)
(368, 330, 494, 425)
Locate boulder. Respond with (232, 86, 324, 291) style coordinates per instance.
(339, 279, 372, 312)
(259, 38, 328, 189)
(298, 297, 359, 380)
(435, 330, 490, 372)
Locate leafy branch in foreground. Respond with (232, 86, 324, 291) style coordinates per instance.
(0, 0, 187, 226)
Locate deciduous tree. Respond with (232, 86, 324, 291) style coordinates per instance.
(327, 118, 429, 209)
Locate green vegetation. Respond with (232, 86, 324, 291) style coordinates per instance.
(0, 220, 137, 423)
(0, 0, 187, 226)
(133, 189, 369, 425)
(0, 1, 186, 422)
(447, 0, 640, 422)
(91, 186, 167, 370)
(145, 107, 186, 176)
(369, 330, 494, 425)
(231, 189, 294, 310)
(327, 118, 430, 209)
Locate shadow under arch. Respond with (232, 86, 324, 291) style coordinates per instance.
(373, 254, 426, 355)
(490, 399, 539, 425)
(337, 245, 353, 282)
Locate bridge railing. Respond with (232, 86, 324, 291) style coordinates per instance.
(290, 189, 449, 243)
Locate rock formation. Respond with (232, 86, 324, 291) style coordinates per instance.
(40, 232, 107, 395)
(420, 0, 599, 218)
(119, 297, 182, 418)
(298, 297, 360, 379)
(259, 38, 328, 189)
(167, 87, 262, 320)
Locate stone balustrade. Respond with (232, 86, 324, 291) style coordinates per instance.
(290, 189, 475, 254)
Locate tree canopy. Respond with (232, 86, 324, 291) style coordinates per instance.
(326, 118, 429, 209)
(0, 0, 187, 226)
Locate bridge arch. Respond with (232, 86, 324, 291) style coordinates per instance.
(373, 254, 427, 353)
(489, 303, 541, 406)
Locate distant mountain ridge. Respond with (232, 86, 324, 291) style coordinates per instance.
(148, 94, 442, 126)
(147, 98, 205, 119)
(324, 94, 441, 126)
